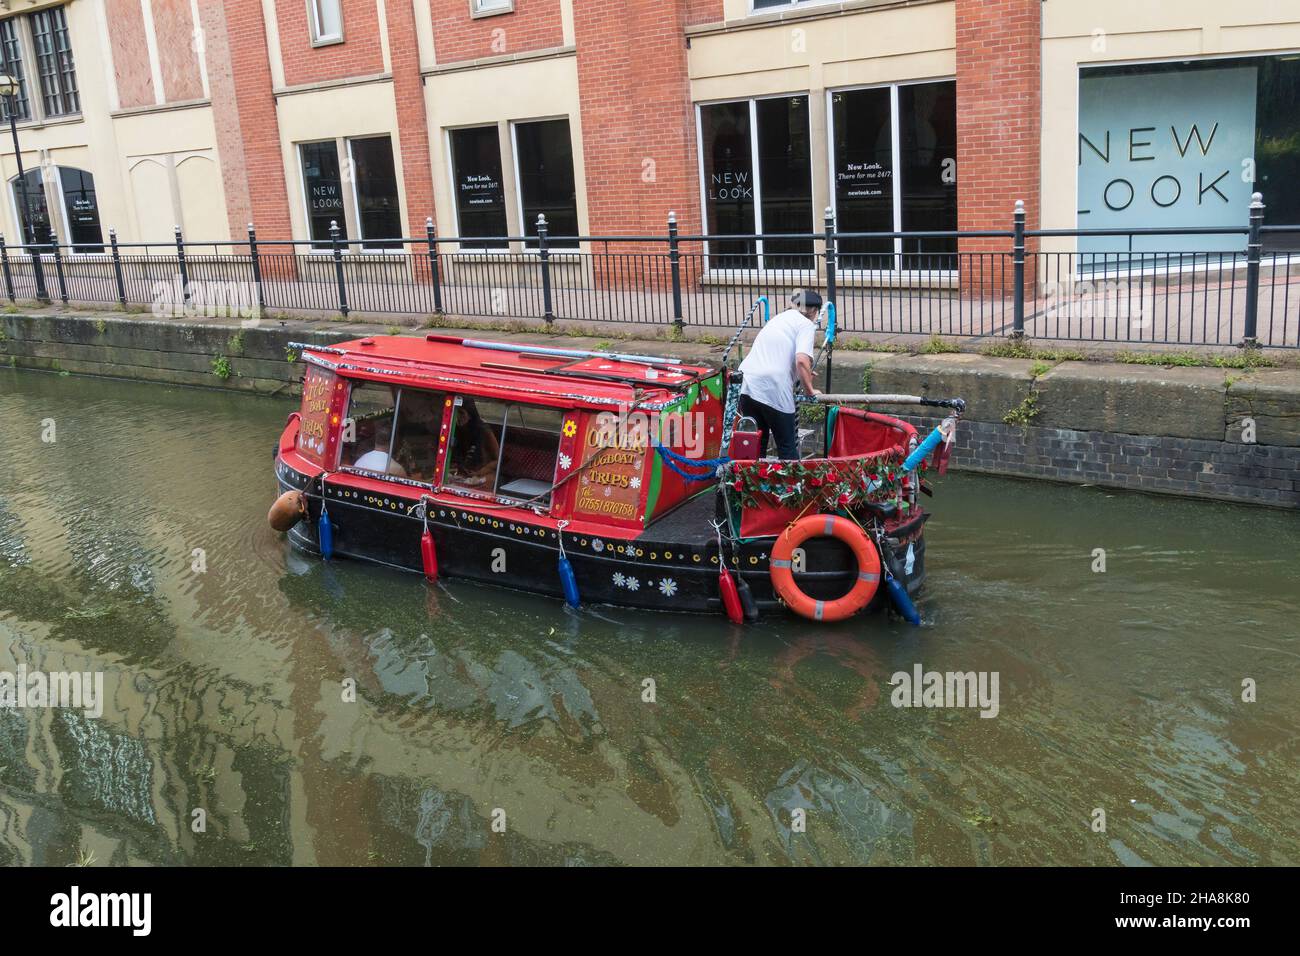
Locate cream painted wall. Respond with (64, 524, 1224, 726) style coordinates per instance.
(688, 1, 955, 231)
(0, 0, 226, 246)
(423, 54, 588, 241)
(129, 159, 175, 240)
(1041, 0, 1300, 248)
(274, 82, 405, 244)
(113, 105, 230, 242)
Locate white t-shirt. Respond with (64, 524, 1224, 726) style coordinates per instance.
(737, 308, 817, 414)
(353, 450, 406, 477)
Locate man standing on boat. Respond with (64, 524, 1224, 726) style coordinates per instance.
(737, 288, 822, 460)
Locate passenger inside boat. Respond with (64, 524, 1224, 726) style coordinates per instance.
(444, 397, 562, 503)
(391, 388, 446, 481)
(445, 398, 500, 487)
(340, 381, 401, 472)
(351, 418, 407, 477)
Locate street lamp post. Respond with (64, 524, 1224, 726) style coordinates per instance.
(0, 74, 48, 304)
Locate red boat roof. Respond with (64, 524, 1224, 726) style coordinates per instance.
(299, 334, 718, 410)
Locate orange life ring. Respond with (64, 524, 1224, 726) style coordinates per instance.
(770, 514, 882, 622)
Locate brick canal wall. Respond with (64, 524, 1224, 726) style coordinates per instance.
(2, 312, 1296, 509)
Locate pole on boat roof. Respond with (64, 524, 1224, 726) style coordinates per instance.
(435, 336, 683, 368)
(809, 394, 966, 414)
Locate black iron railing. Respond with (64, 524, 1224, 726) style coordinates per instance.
(0, 198, 1295, 348)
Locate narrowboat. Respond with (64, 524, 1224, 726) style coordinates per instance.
(270, 332, 964, 624)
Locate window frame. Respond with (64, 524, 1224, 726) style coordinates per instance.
(297, 138, 349, 252)
(0, 6, 80, 126)
(56, 165, 104, 253)
(29, 5, 78, 118)
(469, 0, 515, 18)
(694, 92, 816, 275)
(1074, 51, 1300, 269)
(0, 17, 31, 122)
(7, 167, 52, 247)
(308, 0, 344, 47)
(750, 0, 838, 13)
(297, 135, 407, 253)
(347, 134, 404, 253)
(339, 380, 405, 478)
(440, 394, 563, 509)
(445, 123, 511, 253)
(825, 76, 958, 279)
(6, 163, 104, 254)
(509, 116, 580, 249)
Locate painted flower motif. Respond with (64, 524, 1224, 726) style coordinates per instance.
(658, 578, 678, 597)
(629, 477, 641, 490)
(625, 577, 640, 592)
(592, 538, 605, 553)
(558, 453, 572, 471)
(612, 572, 626, 588)
(562, 419, 578, 438)
(604, 486, 612, 497)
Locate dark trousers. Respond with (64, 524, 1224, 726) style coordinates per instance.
(740, 394, 799, 460)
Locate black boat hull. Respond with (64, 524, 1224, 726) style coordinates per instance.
(276, 459, 926, 619)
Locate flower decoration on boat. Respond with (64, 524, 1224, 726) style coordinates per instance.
(725, 452, 918, 513)
(658, 578, 677, 597)
(629, 477, 641, 491)
(558, 452, 572, 471)
(612, 572, 626, 588)
(562, 419, 578, 438)
(592, 538, 604, 553)
(625, 577, 640, 591)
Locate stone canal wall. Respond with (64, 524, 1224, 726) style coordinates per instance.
(1, 311, 1296, 509)
(863, 354, 1299, 510)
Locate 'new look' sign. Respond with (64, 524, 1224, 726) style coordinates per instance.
(1077, 65, 1256, 258)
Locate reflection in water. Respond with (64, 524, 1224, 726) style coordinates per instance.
(0, 368, 1298, 866)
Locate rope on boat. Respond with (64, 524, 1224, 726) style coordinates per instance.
(716, 296, 769, 368)
(654, 445, 730, 483)
(719, 375, 743, 455)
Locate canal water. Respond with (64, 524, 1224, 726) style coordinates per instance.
(0, 368, 1296, 866)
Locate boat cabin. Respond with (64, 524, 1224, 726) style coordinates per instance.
(286, 334, 725, 535)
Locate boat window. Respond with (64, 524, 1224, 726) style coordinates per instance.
(389, 387, 447, 482)
(340, 381, 405, 477)
(443, 396, 562, 505)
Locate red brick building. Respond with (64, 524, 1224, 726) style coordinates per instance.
(1, 0, 1296, 273)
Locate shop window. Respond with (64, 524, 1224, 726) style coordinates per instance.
(300, 137, 404, 250)
(700, 100, 756, 268)
(830, 80, 957, 272)
(514, 119, 579, 248)
(340, 382, 400, 475)
(443, 397, 562, 504)
(301, 140, 347, 248)
(9, 166, 103, 250)
(449, 125, 509, 248)
(1080, 54, 1300, 258)
(349, 136, 402, 250)
(60, 167, 103, 251)
(830, 87, 893, 270)
(9, 168, 50, 244)
(698, 95, 813, 270)
(756, 96, 814, 269)
(898, 82, 957, 269)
